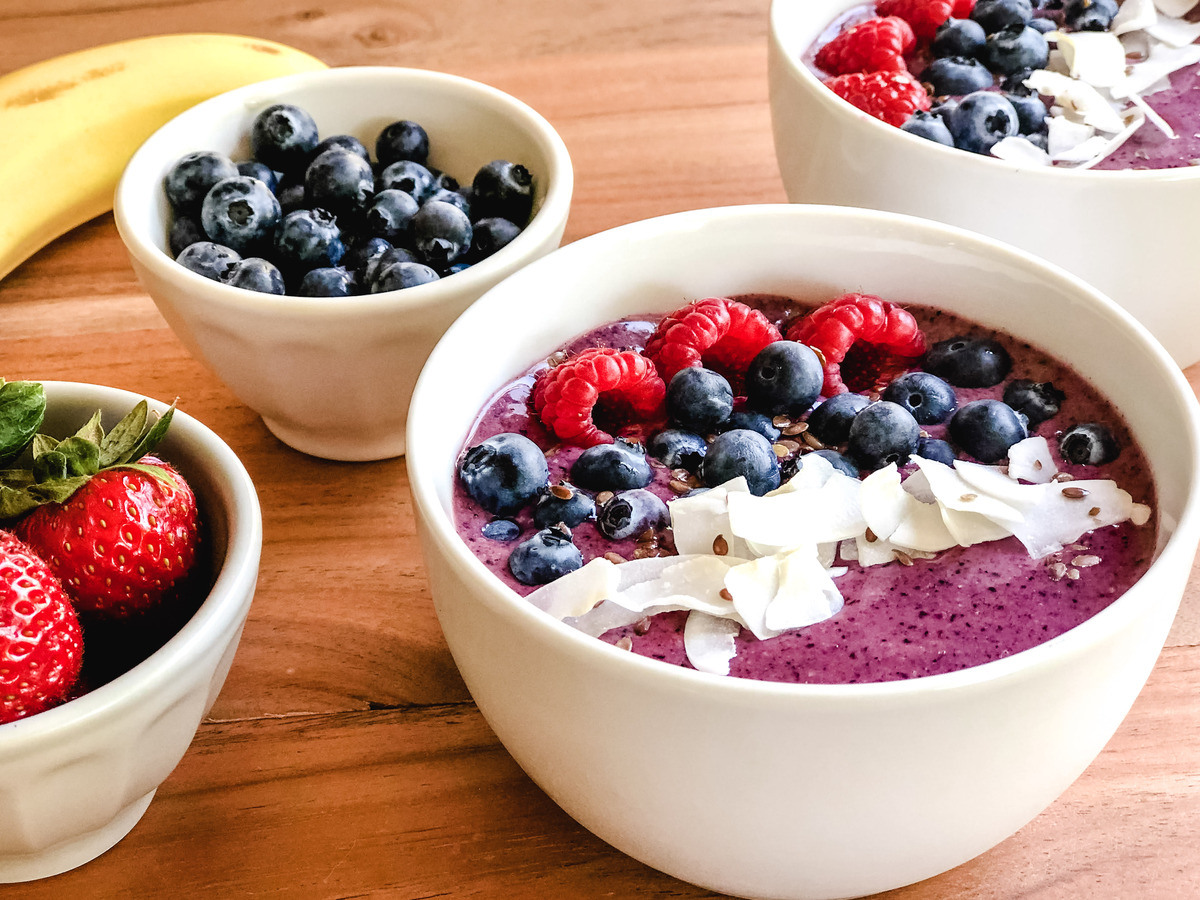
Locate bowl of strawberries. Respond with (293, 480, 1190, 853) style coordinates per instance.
(0, 379, 261, 882)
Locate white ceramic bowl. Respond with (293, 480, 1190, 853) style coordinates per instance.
(406, 204, 1200, 900)
(0, 383, 261, 883)
(768, 0, 1200, 369)
(115, 66, 573, 461)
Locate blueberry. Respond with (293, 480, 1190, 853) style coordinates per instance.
(471, 160, 534, 225)
(428, 188, 472, 217)
(901, 111, 955, 146)
(805, 392, 871, 446)
(1059, 423, 1120, 465)
(470, 217, 522, 260)
(164, 151, 239, 213)
(481, 519, 521, 542)
(312, 134, 370, 162)
(922, 56, 995, 95)
(200, 175, 282, 254)
(250, 103, 319, 174)
(971, 0, 1033, 33)
(412, 200, 474, 268)
(361, 245, 418, 285)
(700, 429, 781, 496)
(572, 438, 653, 491)
(881, 372, 958, 425)
(1003, 379, 1065, 427)
(647, 429, 708, 471)
(431, 170, 460, 192)
(924, 335, 1012, 387)
(846, 401, 921, 471)
(1063, 0, 1117, 30)
(343, 235, 393, 279)
(508, 526, 583, 586)
(377, 160, 436, 203)
(168, 215, 207, 257)
(947, 91, 1020, 154)
(273, 208, 345, 275)
(1028, 16, 1058, 32)
(597, 489, 669, 541)
(175, 241, 240, 281)
(809, 448, 860, 478)
(982, 25, 1049, 75)
(532, 482, 597, 529)
(1003, 91, 1049, 134)
(221, 257, 285, 294)
(931, 17, 988, 57)
(236, 160, 278, 194)
(277, 182, 307, 215)
(298, 266, 358, 297)
(722, 410, 781, 443)
(458, 432, 550, 516)
(369, 260, 440, 292)
(364, 189, 420, 244)
(375, 120, 430, 167)
(667, 367, 734, 433)
(949, 399, 1028, 462)
(304, 148, 375, 220)
(916, 437, 958, 466)
(745, 341, 823, 418)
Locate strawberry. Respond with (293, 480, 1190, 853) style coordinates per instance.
(823, 70, 931, 127)
(0, 530, 84, 724)
(814, 16, 917, 76)
(875, 0, 956, 41)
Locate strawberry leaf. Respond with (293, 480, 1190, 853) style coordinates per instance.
(27, 475, 91, 505)
(125, 402, 176, 464)
(31, 434, 57, 458)
(73, 409, 106, 447)
(53, 436, 101, 477)
(0, 484, 41, 520)
(100, 401, 149, 467)
(0, 380, 46, 467)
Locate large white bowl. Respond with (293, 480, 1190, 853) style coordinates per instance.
(0, 383, 261, 882)
(115, 66, 573, 462)
(768, 0, 1200, 369)
(406, 204, 1200, 899)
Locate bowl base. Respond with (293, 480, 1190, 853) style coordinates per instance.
(261, 415, 406, 461)
(0, 789, 156, 883)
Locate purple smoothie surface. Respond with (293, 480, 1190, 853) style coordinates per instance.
(453, 295, 1158, 684)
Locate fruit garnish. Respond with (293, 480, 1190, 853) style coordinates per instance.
(786, 293, 926, 396)
(822, 70, 932, 127)
(643, 297, 782, 385)
(0, 530, 84, 724)
(814, 16, 917, 76)
(0, 379, 46, 467)
(875, 0, 956, 41)
(532, 347, 666, 447)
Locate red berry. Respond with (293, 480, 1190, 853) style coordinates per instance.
(814, 16, 917, 76)
(786, 293, 926, 395)
(0, 530, 84, 724)
(875, 0, 956, 41)
(643, 297, 783, 385)
(951, 0, 976, 17)
(17, 458, 201, 619)
(532, 347, 666, 447)
(823, 70, 931, 127)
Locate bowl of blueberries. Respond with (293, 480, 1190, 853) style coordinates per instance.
(768, 0, 1200, 368)
(115, 66, 573, 461)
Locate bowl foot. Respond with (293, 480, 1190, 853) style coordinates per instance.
(260, 415, 406, 461)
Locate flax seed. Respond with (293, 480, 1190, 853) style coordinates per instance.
(603, 552, 626, 565)
(549, 484, 573, 500)
(1061, 486, 1089, 499)
(713, 534, 729, 556)
(719, 588, 733, 602)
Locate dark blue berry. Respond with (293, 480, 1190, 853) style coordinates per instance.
(250, 103, 319, 174)
(304, 148, 375, 220)
(236, 160, 278, 194)
(375, 120, 430, 167)
(1003, 91, 1049, 134)
(458, 432, 550, 516)
(481, 519, 521, 542)
(428, 188, 471, 217)
(200, 175, 281, 254)
(572, 438, 653, 491)
(364, 189, 420, 244)
(922, 56, 995, 95)
(1059, 423, 1119, 465)
(412, 200, 473, 268)
(947, 91, 1020, 154)
(901, 111, 955, 146)
(470, 217, 522, 260)
(924, 335, 1012, 387)
(1063, 0, 1117, 30)
(700, 429, 781, 496)
(533, 482, 597, 529)
(745, 341, 823, 418)
(667, 367, 734, 433)
(931, 17, 987, 57)
(312, 134, 370, 162)
(369, 260, 440, 292)
(175, 241, 240, 281)
(377, 160, 436, 203)
(472, 160, 534, 225)
(722, 410, 781, 443)
(846, 401, 921, 470)
(273, 208, 345, 275)
(343, 236, 393, 279)
(1003, 379, 1065, 426)
(597, 489, 669, 541)
(1028, 16, 1057, 32)
(647, 429, 708, 471)
(165, 151, 239, 213)
(982, 25, 1049, 75)
(881, 372, 958, 425)
(949, 399, 1027, 462)
(277, 183, 307, 215)
(169, 215, 207, 257)
(221, 257, 285, 294)
(298, 266, 358, 297)
(809, 448, 860, 478)
(805, 392, 871, 446)
(362, 246, 419, 285)
(971, 0, 1033, 33)
(916, 437, 958, 466)
(508, 526, 583, 585)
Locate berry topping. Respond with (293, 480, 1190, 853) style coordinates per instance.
(532, 481, 596, 530)
(744, 341, 824, 418)
(847, 400, 921, 470)
(814, 16, 917, 76)
(970, 0, 1033, 34)
(949, 398, 1028, 462)
(648, 429, 709, 471)
(458, 432, 550, 516)
(981, 24, 1049, 76)
(722, 410, 781, 443)
(805, 391, 871, 445)
(1062, 0, 1118, 31)
(810, 448, 862, 477)
(1003, 379, 1065, 427)
(532, 347, 666, 447)
(596, 489, 669, 541)
(643, 297, 782, 385)
(924, 334, 1012, 387)
(876, 0, 957, 41)
(508, 525, 583, 586)
(667, 367, 734, 434)
(786, 293, 926, 395)
(822, 70, 932, 127)
(901, 110, 955, 146)
(916, 436, 959, 465)
(945, 90, 1020, 154)
(930, 17, 987, 58)
(922, 55, 995, 95)
(700, 429, 781, 496)
(1059, 423, 1120, 465)
(880, 371, 958, 425)
(572, 438, 654, 492)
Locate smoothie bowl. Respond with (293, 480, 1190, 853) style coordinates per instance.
(768, 0, 1200, 368)
(115, 66, 573, 461)
(406, 204, 1200, 899)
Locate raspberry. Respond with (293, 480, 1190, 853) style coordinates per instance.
(875, 0, 956, 41)
(814, 16, 917, 76)
(532, 347, 666, 447)
(823, 70, 931, 128)
(786, 293, 926, 396)
(643, 297, 782, 385)
(951, 0, 976, 16)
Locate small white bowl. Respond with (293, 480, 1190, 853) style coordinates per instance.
(0, 383, 261, 883)
(115, 66, 573, 462)
(406, 204, 1200, 900)
(768, 0, 1200, 369)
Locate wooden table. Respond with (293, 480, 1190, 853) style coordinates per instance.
(3, 1, 1199, 897)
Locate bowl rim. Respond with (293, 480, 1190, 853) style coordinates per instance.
(407, 202, 1200, 700)
(767, 0, 1200, 184)
(113, 64, 575, 315)
(0, 382, 263, 749)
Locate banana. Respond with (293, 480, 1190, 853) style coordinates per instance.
(0, 33, 327, 281)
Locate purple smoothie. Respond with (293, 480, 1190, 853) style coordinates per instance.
(453, 295, 1158, 684)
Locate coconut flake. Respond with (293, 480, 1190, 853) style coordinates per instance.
(992, 135, 1053, 165)
(1114, 0, 1159, 34)
(1051, 31, 1129, 87)
(859, 464, 908, 541)
(1145, 17, 1200, 47)
(683, 611, 741, 675)
(726, 470, 865, 553)
(527, 556, 620, 619)
(1027, 70, 1127, 133)
(1007, 436, 1059, 483)
(614, 555, 748, 616)
(668, 477, 752, 558)
(724, 548, 844, 640)
(1113, 40, 1200, 96)
(1153, 0, 1199, 21)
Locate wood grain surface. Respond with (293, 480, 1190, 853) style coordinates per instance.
(2, 1, 1199, 897)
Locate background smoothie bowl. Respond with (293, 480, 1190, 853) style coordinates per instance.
(406, 204, 1200, 900)
(115, 66, 573, 462)
(768, 0, 1200, 369)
